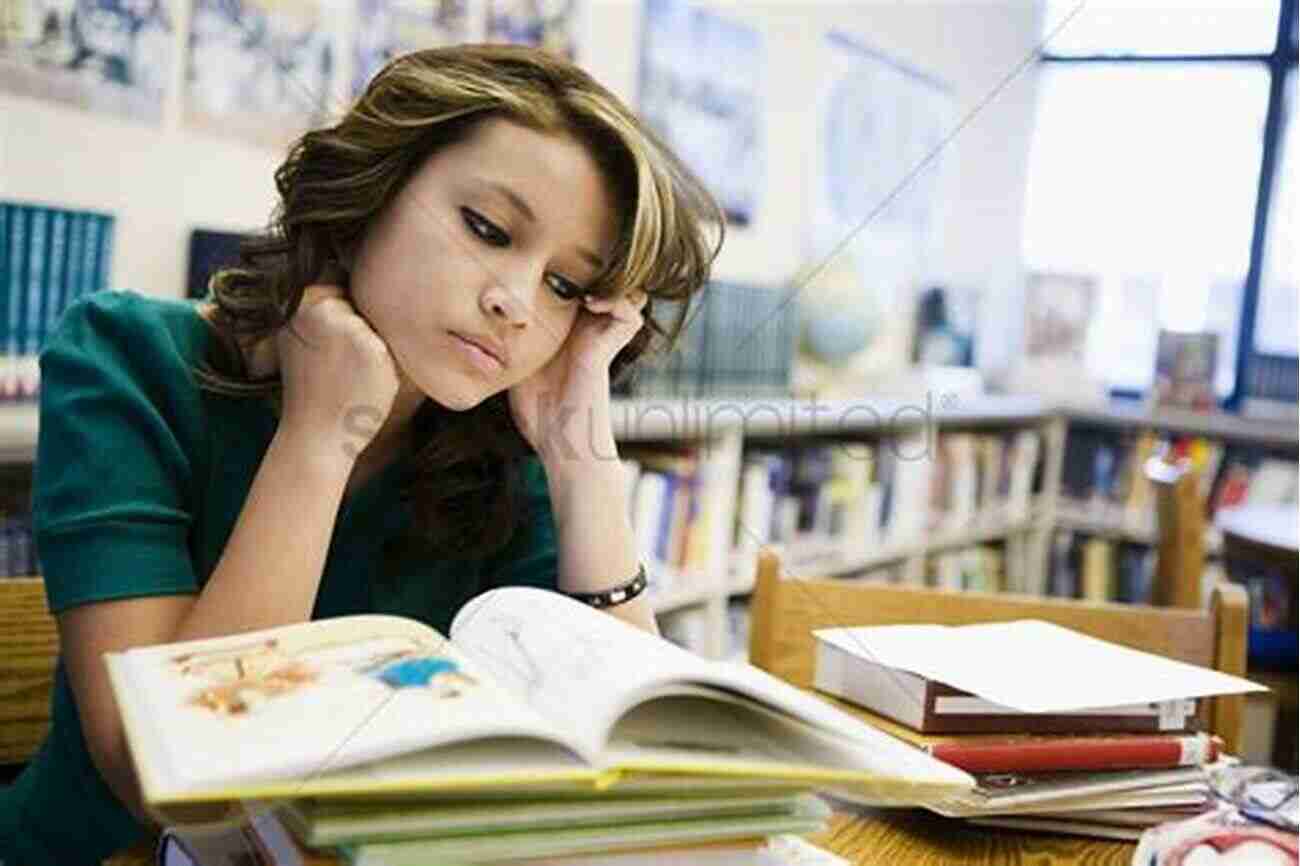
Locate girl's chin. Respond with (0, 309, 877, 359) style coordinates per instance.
(425, 383, 495, 413)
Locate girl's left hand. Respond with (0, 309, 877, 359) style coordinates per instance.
(509, 289, 648, 463)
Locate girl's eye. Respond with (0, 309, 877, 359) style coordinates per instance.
(462, 208, 509, 247)
(545, 273, 583, 301)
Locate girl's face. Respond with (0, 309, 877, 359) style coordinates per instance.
(349, 116, 621, 411)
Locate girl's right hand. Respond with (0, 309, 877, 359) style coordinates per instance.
(275, 283, 401, 460)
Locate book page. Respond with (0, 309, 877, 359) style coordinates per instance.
(602, 687, 969, 804)
(108, 614, 582, 802)
(449, 588, 971, 793)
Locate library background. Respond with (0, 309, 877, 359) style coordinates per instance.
(1, 0, 1297, 782)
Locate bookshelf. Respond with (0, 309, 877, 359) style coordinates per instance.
(1, 397, 1295, 660)
(1048, 402, 1297, 604)
(612, 396, 1057, 659)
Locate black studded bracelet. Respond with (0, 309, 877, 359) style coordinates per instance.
(567, 563, 649, 609)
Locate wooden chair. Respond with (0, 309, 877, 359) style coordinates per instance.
(0, 576, 59, 767)
(0, 576, 159, 865)
(748, 549, 1250, 755)
(1147, 454, 1206, 609)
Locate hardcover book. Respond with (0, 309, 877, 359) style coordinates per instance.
(106, 587, 972, 825)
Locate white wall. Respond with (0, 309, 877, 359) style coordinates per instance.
(0, 0, 1043, 372)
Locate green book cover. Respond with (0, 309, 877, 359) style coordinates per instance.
(340, 794, 831, 866)
(283, 791, 810, 847)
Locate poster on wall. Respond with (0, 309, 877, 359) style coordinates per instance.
(1153, 329, 1218, 412)
(186, 0, 333, 148)
(806, 31, 952, 334)
(0, 0, 173, 122)
(352, 0, 484, 98)
(638, 0, 762, 226)
(1024, 271, 1098, 362)
(486, 0, 581, 58)
(351, 0, 579, 100)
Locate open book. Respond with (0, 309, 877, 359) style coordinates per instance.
(106, 587, 972, 820)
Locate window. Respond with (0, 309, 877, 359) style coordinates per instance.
(1042, 0, 1278, 57)
(1255, 68, 1296, 356)
(1023, 2, 1298, 403)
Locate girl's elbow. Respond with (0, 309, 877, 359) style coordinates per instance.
(85, 719, 157, 828)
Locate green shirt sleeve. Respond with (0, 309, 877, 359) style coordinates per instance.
(33, 293, 202, 614)
(480, 457, 559, 592)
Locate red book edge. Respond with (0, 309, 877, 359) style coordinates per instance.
(927, 733, 1222, 774)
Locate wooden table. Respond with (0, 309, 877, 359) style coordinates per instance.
(810, 810, 1135, 866)
(106, 811, 1138, 866)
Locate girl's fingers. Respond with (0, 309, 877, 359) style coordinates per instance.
(609, 295, 644, 323)
(577, 294, 644, 360)
(583, 290, 648, 314)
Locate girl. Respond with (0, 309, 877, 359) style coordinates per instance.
(0, 44, 721, 864)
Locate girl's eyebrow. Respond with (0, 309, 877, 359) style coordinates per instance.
(473, 178, 606, 271)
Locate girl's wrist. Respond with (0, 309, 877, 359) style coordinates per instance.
(539, 442, 623, 485)
(532, 398, 618, 469)
(270, 420, 360, 482)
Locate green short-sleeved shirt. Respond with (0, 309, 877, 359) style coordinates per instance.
(0, 290, 558, 865)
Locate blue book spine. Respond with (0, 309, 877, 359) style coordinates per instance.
(24, 207, 49, 398)
(653, 473, 680, 564)
(64, 212, 84, 319)
(80, 213, 100, 302)
(15, 519, 31, 577)
(0, 518, 11, 577)
(0, 205, 8, 404)
(7, 206, 28, 402)
(96, 215, 115, 293)
(41, 209, 69, 396)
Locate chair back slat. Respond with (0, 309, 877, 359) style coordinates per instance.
(0, 577, 58, 765)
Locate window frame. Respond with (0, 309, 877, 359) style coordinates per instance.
(1037, 1, 1298, 408)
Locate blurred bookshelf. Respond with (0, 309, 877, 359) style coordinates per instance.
(1, 389, 1296, 658)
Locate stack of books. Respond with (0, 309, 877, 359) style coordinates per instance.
(109, 587, 973, 865)
(811, 620, 1265, 841)
(159, 796, 833, 864)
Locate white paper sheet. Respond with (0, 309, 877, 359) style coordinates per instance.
(812, 620, 1266, 713)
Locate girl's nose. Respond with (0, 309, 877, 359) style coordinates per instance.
(480, 281, 532, 327)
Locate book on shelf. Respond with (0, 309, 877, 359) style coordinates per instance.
(1152, 330, 1219, 414)
(1240, 352, 1299, 423)
(929, 545, 1004, 594)
(730, 426, 1042, 582)
(811, 620, 1264, 736)
(106, 586, 973, 825)
(624, 446, 720, 587)
(1060, 427, 1295, 526)
(2, 202, 115, 402)
(1079, 536, 1116, 603)
(1048, 529, 1165, 604)
(1212, 452, 1298, 513)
